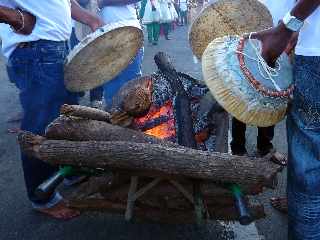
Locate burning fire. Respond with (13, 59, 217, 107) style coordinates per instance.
(133, 101, 176, 139)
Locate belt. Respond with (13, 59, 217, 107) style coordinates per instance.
(17, 40, 68, 49)
(18, 42, 32, 48)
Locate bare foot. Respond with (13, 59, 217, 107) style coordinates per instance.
(270, 197, 288, 214)
(35, 200, 80, 220)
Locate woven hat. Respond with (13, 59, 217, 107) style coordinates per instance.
(189, 0, 273, 59)
(202, 35, 293, 127)
(65, 21, 143, 92)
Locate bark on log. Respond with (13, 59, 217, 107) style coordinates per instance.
(45, 116, 178, 148)
(18, 132, 281, 188)
(60, 104, 111, 122)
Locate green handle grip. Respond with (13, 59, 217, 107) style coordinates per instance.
(231, 185, 252, 225)
(35, 166, 74, 200)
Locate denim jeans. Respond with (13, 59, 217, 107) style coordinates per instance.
(287, 55, 320, 240)
(103, 48, 144, 109)
(7, 40, 78, 207)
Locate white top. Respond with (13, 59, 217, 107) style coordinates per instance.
(260, 0, 320, 56)
(179, 0, 187, 11)
(100, 4, 139, 24)
(0, 0, 72, 59)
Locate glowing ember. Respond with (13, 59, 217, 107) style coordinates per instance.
(133, 101, 176, 139)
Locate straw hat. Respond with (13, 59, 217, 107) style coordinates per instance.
(189, 0, 273, 59)
(65, 22, 143, 92)
(202, 36, 293, 127)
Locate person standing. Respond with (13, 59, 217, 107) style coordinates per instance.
(140, 0, 161, 45)
(178, 0, 188, 25)
(159, 0, 172, 40)
(253, 0, 320, 239)
(98, 0, 144, 110)
(0, 0, 103, 219)
(74, 0, 104, 109)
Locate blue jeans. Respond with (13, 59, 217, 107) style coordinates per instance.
(7, 40, 78, 207)
(287, 55, 320, 240)
(103, 48, 144, 109)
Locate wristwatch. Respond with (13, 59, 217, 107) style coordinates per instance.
(282, 12, 304, 32)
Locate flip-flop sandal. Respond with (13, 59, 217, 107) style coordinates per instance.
(270, 197, 288, 214)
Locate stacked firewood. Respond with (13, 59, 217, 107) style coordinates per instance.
(18, 104, 282, 223)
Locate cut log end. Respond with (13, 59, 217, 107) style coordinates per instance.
(17, 131, 44, 159)
(60, 104, 111, 122)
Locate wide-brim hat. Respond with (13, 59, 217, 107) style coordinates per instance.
(189, 0, 273, 59)
(202, 35, 293, 127)
(64, 21, 143, 92)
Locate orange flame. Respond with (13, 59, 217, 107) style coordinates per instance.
(133, 101, 176, 139)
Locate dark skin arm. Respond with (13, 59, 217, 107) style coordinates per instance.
(98, 0, 141, 8)
(252, 0, 320, 65)
(71, 0, 104, 31)
(0, 6, 35, 35)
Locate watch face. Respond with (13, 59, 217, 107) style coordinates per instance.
(288, 17, 303, 32)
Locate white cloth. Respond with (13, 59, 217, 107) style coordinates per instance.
(159, 0, 172, 23)
(179, 0, 187, 11)
(142, 0, 162, 24)
(295, 9, 320, 56)
(0, 0, 72, 59)
(169, 2, 178, 20)
(100, 4, 139, 24)
(260, 0, 320, 56)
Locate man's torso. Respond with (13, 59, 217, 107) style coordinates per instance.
(0, 0, 72, 59)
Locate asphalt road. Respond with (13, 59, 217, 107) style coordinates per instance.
(0, 25, 287, 240)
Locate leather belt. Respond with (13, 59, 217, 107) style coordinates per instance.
(17, 42, 32, 48)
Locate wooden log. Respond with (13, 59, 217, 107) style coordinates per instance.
(18, 132, 282, 188)
(45, 116, 177, 148)
(60, 104, 111, 122)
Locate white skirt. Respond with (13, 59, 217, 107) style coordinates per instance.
(159, 0, 172, 23)
(142, 0, 162, 24)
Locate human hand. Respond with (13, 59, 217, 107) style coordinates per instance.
(250, 22, 294, 66)
(88, 16, 105, 32)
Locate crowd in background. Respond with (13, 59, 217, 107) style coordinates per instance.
(139, 0, 189, 45)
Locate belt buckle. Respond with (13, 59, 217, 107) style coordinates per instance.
(18, 42, 31, 48)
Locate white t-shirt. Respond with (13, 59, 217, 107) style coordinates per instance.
(260, 0, 320, 56)
(100, 4, 139, 24)
(179, 0, 187, 11)
(0, 0, 72, 59)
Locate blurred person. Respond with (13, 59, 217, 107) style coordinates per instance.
(140, 0, 161, 45)
(0, 0, 103, 219)
(98, 0, 144, 110)
(178, 0, 188, 25)
(159, 0, 172, 40)
(253, 0, 320, 238)
(74, 0, 104, 109)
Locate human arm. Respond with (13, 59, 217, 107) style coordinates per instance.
(252, 0, 320, 65)
(70, 0, 104, 31)
(98, 0, 141, 7)
(0, 6, 35, 35)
